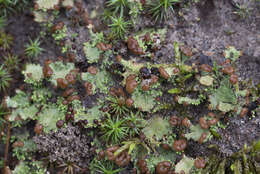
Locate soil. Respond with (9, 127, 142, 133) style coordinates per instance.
(0, 0, 259, 173)
(165, 0, 260, 84)
(158, 0, 260, 157)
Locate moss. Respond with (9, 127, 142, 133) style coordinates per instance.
(83, 42, 102, 63)
(34, 124, 95, 170)
(0, 31, 13, 50)
(185, 124, 211, 143)
(48, 61, 75, 86)
(2, 2, 259, 173)
(145, 148, 176, 173)
(0, 65, 12, 92)
(37, 105, 65, 133)
(6, 90, 38, 122)
(74, 104, 103, 128)
(142, 116, 171, 145)
(175, 155, 195, 174)
(132, 86, 161, 112)
(81, 69, 112, 94)
(22, 64, 44, 85)
(36, 0, 59, 10)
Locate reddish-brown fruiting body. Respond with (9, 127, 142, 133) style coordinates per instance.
(97, 42, 107, 51)
(180, 45, 193, 57)
(169, 116, 181, 126)
(240, 107, 248, 117)
(174, 96, 179, 102)
(173, 139, 187, 151)
(56, 120, 64, 128)
(67, 52, 76, 62)
(62, 100, 68, 105)
(141, 83, 150, 91)
(43, 65, 53, 78)
(34, 124, 43, 135)
(12, 141, 24, 148)
(222, 66, 234, 75)
(51, 21, 64, 33)
(109, 87, 117, 97)
(199, 117, 209, 129)
(161, 143, 171, 150)
(194, 157, 206, 169)
(172, 67, 180, 75)
(156, 161, 172, 174)
(208, 112, 215, 117)
(224, 59, 231, 65)
(34, 3, 39, 10)
(182, 117, 191, 128)
(84, 82, 93, 95)
(87, 66, 98, 75)
(116, 55, 122, 62)
(81, 11, 90, 24)
(97, 42, 112, 51)
(140, 0, 146, 6)
(208, 118, 218, 126)
(198, 132, 207, 144)
(115, 151, 131, 167)
(127, 37, 144, 55)
(56, 78, 68, 89)
(229, 74, 238, 84)
(200, 64, 212, 72)
(159, 66, 170, 79)
(62, 88, 75, 98)
(67, 95, 80, 102)
(144, 33, 151, 42)
(126, 98, 134, 107)
(65, 73, 76, 85)
(54, 4, 60, 11)
(150, 75, 159, 84)
(98, 150, 105, 160)
(126, 74, 138, 94)
(137, 159, 149, 174)
(44, 60, 52, 66)
(106, 146, 119, 161)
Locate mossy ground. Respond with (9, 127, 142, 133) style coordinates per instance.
(0, 0, 259, 173)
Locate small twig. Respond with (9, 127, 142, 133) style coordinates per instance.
(3, 121, 11, 174)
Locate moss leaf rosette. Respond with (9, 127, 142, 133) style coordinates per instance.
(83, 42, 101, 63)
(37, 105, 65, 133)
(49, 61, 75, 86)
(175, 155, 194, 174)
(22, 64, 43, 84)
(185, 124, 210, 142)
(199, 75, 214, 86)
(81, 70, 111, 94)
(142, 116, 171, 143)
(74, 105, 103, 127)
(6, 90, 38, 121)
(36, 0, 59, 10)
